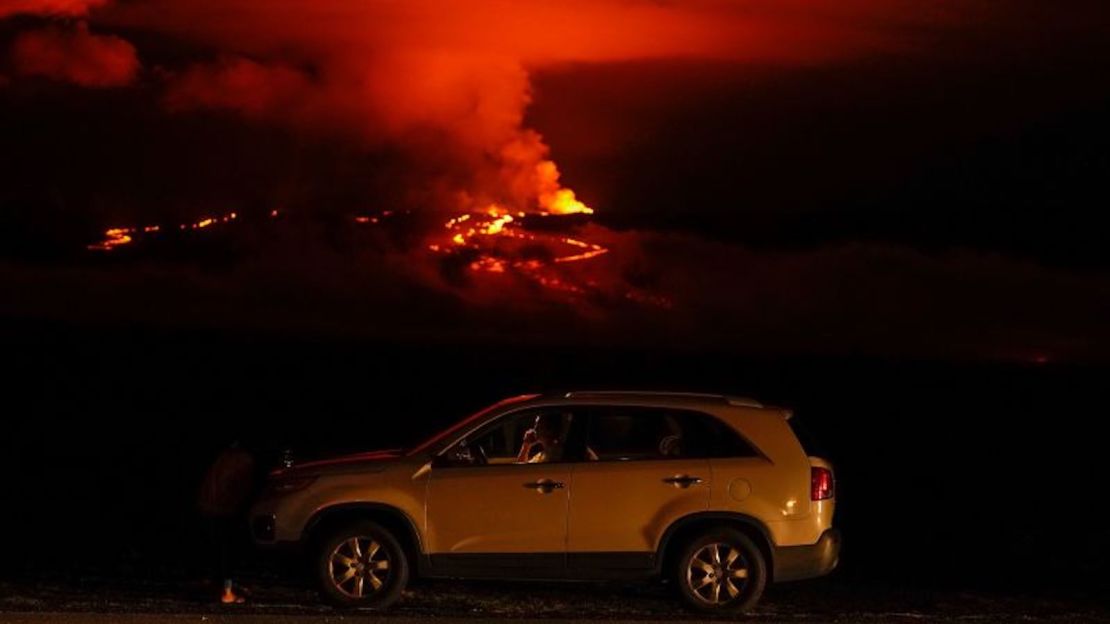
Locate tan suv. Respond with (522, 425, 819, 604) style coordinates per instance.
(250, 392, 840, 613)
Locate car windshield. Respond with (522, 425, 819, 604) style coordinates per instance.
(405, 394, 539, 456)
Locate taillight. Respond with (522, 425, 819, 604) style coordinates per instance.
(811, 467, 834, 500)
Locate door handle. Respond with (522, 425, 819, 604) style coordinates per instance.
(523, 479, 565, 493)
(663, 475, 703, 489)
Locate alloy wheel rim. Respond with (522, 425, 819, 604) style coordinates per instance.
(685, 542, 749, 604)
(329, 536, 391, 598)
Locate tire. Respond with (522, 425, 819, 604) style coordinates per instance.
(674, 527, 767, 613)
(316, 521, 409, 609)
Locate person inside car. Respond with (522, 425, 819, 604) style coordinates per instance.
(516, 414, 564, 463)
(516, 413, 602, 462)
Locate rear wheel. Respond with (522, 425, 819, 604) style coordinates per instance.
(316, 521, 409, 609)
(674, 527, 766, 613)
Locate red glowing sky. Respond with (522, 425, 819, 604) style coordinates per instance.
(4, 0, 983, 174)
(2, 0, 1109, 360)
(1, 0, 1072, 220)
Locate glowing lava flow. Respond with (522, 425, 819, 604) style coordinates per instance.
(430, 195, 609, 294)
(87, 211, 246, 251)
(83, 183, 633, 302)
(353, 210, 393, 225)
(427, 158, 600, 278)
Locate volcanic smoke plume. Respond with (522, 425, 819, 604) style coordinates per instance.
(4, 0, 961, 219)
(58, 0, 960, 298)
(102, 0, 937, 213)
(11, 0, 1104, 361)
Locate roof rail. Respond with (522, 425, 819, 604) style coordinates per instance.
(562, 391, 763, 408)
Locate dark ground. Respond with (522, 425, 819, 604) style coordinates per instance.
(0, 319, 1107, 620)
(1, 577, 1108, 622)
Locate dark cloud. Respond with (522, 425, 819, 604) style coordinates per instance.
(163, 57, 316, 121)
(9, 22, 138, 87)
(0, 0, 106, 20)
(530, 51, 1110, 269)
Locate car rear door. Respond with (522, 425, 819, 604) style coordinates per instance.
(565, 406, 712, 573)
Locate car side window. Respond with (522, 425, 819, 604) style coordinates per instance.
(584, 407, 759, 461)
(685, 410, 761, 458)
(441, 408, 579, 467)
(584, 409, 673, 461)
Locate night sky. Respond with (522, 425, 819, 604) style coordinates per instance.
(2, 1, 1109, 361)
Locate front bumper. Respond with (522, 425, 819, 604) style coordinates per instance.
(772, 528, 841, 582)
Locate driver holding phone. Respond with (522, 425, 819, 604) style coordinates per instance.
(516, 414, 562, 463)
(516, 413, 598, 463)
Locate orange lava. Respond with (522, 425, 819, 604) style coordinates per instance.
(88, 211, 238, 250)
(86, 227, 135, 251)
(82, 196, 661, 306)
(432, 187, 610, 295)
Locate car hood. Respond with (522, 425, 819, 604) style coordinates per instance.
(276, 448, 404, 477)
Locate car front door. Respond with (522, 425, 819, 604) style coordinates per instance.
(424, 407, 580, 576)
(566, 406, 715, 573)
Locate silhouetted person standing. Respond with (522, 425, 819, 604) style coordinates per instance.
(197, 440, 256, 604)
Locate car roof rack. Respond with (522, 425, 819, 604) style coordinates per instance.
(562, 391, 763, 408)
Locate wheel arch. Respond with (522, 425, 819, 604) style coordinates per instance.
(656, 512, 776, 582)
(303, 503, 423, 570)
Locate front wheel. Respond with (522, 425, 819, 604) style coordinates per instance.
(316, 521, 409, 609)
(675, 527, 767, 613)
